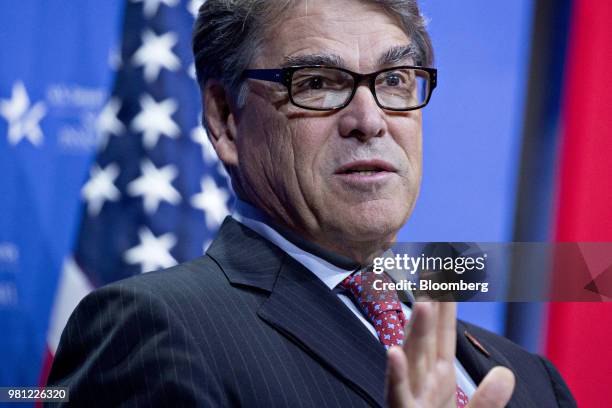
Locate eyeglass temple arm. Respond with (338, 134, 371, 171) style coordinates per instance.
(242, 69, 285, 84)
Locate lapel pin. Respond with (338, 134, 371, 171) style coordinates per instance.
(464, 330, 491, 358)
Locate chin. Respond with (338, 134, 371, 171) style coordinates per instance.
(328, 200, 411, 243)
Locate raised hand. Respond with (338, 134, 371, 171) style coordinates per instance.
(384, 302, 515, 408)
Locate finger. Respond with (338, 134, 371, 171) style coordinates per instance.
(409, 359, 456, 408)
(385, 346, 414, 408)
(436, 301, 457, 361)
(403, 301, 437, 396)
(427, 302, 439, 367)
(467, 366, 515, 408)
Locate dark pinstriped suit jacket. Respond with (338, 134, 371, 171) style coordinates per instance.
(46, 217, 576, 407)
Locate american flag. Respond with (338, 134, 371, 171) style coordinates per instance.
(43, 0, 232, 378)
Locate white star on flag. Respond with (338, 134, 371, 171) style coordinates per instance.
(191, 125, 218, 164)
(188, 0, 205, 18)
(191, 176, 230, 229)
(96, 97, 125, 149)
(131, 0, 179, 19)
(188, 62, 197, 80)
(131, 94, 179, 149)
(0, 81, 47, 146)
(203, 239, 212, 253)
(216, 162, 230, 182)
(132, 29, 180, 83)
(124, 226, 177, 273)
(108, 46, 123, 71)
(81, 163, 121, 216)
(127, 159, 181, 214)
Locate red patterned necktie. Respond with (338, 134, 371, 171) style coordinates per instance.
(339, 270, 469, 407)
(456, 385, 469, 407)
(340, 270, 406, 349)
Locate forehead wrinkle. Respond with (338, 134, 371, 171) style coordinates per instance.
(260, 3, 414, 72)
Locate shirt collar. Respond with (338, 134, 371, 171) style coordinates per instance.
(231, 199, 358, 290)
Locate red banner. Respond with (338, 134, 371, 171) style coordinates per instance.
(546, 0, 612, 406)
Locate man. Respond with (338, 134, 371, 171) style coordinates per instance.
(47, 0, 576, 407)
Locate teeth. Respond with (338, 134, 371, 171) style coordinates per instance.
(349, 170, 378, 175)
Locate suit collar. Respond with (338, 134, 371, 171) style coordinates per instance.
(206, 217, 283, 292)
(231, 202, 357, 290)
(207, 216, 358, 292)
(232, 199, 361, 271)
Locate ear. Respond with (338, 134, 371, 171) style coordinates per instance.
(203, 79, 239, 166)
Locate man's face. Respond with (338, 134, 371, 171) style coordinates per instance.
(234, 0, 423, 255)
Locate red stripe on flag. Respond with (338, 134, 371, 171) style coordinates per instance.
(35, 347, 54, 408)
(546, 0, 612, 406)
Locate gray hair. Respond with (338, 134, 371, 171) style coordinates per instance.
(192, 0, 433, 108)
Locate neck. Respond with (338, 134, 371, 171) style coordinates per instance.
(307, 233, 395, 266)
(235, 198, 394, 267)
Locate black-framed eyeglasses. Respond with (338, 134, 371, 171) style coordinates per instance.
(242, 65, 437, 112)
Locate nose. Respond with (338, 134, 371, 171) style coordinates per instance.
(337, 84, 387, 142)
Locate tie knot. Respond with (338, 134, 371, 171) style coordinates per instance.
(340, 270, 402, 315)
(339, 269, 406, 349)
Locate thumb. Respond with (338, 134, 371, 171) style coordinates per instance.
(467, 366, 515, 408)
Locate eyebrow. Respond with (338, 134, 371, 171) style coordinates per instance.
(282, 53, 346, 68)
(377, 44, 417, 66)
(280, 44, 418, 70)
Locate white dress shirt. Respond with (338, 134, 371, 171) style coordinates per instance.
(232, 199, 477, 398)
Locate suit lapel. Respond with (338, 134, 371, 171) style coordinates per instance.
(207, 217, 283, 291)
(456, 320, 537, 408)
(208, 218, 388, 407)
(258, 257, 388, 407)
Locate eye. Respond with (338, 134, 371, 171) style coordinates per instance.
(307, 76, 324, 90)
(292, 69, 352, 94)
(384, 73, 401, 87)
(294, 76, 326, 91)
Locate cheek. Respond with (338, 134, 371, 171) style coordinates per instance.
(407, 137, 422, 178)
(240, 109, 324, 202)
(392, 118, 422, 176)
(288, 119, 335, 181)
(237, 106, 290, 185)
